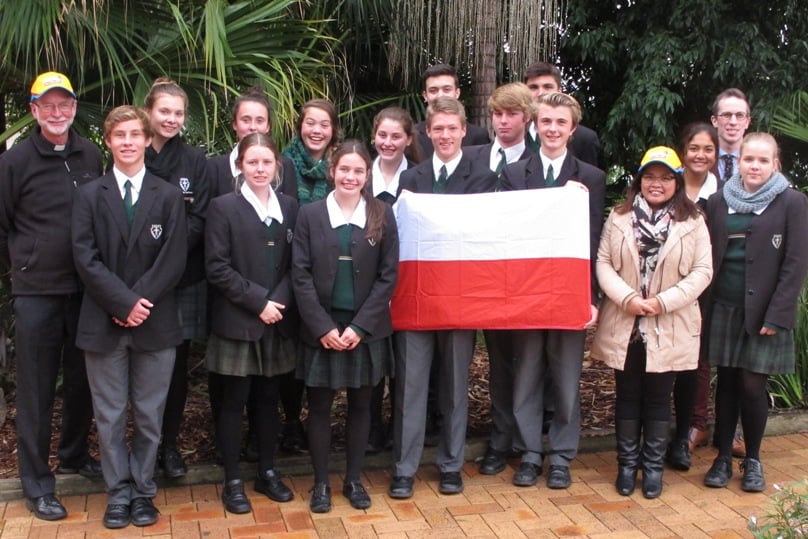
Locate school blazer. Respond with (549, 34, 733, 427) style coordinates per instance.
(292, 201, 399, 346)
(704, 188, 808, 333)
(500, 152, 606, 304)
(72, 171, 187, 353)
(397, 152, 498, 197)
(206, 191, 298, 341)
(208, 153, 299, 200)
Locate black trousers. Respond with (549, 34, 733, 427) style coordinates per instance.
(14, 294, 94, 498)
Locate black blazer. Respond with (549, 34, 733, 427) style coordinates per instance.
(206, 192, 298, 341)
(415, 120, 490, 157)
(146, 142, 210, 286)
(292, 201, 399, 346)
(72, 171, 187, 353)
(705, 187, 808, 333)
(397, 152, 498, 197)
(501, 152, 606, 304)
(569, 124, 600, 168)
(208, 153, 298, 201)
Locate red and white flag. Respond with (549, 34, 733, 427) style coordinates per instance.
(391, 187, 591, 330)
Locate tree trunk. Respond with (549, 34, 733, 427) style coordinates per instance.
(470, 1, 498, 132)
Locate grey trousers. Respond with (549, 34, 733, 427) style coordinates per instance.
(511, 329, 585, 467)
(85, 337, 175, 504)
(392, 329, 475, 476)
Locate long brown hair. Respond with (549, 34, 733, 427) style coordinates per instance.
(295, 99, 341, 157)
(372, 106, 423, 164)
(329, 140, 386, 243)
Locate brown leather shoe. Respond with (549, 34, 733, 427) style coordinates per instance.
(688, 427, 708, 453)
(732, 433, 747, 458)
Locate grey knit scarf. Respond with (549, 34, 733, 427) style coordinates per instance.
(723, 171, 790, 213)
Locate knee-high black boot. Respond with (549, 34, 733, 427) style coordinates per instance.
(615, 419, 641, 496)
(641, 420, 669, 499)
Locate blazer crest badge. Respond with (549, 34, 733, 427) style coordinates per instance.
(150, 224, 163, 240)
(179, 177, 191, 193)
(772, 234, 782, 249)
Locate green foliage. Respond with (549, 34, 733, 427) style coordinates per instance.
(0, 0, 338, 152)
(561, 0, 808, 173)
(768, 284, 808, 408)
(749, 480, 808, 537)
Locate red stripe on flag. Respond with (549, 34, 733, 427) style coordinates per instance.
(391, 257, 591, 330)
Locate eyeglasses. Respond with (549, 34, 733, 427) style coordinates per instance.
(716, 111, 749, 121)
(641, 173, 675, 183)
(34, 101, 75, 114)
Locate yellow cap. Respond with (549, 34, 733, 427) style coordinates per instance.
(30, 71, 76, 102)
(638, 146, 683, 175)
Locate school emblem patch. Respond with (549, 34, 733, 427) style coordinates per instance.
(287, 229, 293, 243)
(368, 238, 376, 247)
(772, 234, 782, 249)
(179, 177, 191, 193)
(150, 224, 163, 240)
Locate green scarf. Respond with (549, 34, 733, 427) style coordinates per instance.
(283, 136, 330, 205)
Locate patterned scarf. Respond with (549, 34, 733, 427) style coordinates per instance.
(632, 194, 673, 300)
(723, 170, 790, 214)
(282, 136, 330, 205)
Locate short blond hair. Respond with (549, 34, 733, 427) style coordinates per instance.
(488, 82, 534, 120)
(426, 96, 466, 127)
(537, 92, 582, 126)
(103, 105, 152, 139)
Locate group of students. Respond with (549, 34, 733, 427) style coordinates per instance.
(2, 65, 807, 529)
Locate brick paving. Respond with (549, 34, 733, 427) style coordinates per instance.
(2, 433, 807, 538)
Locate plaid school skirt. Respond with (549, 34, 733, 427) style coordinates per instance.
(206, 326, 296, 378)
(707, 302, 795, 375)
(297, 337, 394, 389)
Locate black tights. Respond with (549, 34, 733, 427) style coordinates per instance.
(671, 369, 697, 441)
(162, 339, 190, 447)
(614, 341, 676, 422)
(307, 385, 373, 484)
(216, 374, 280, 480)
(714, 366, 768, 460)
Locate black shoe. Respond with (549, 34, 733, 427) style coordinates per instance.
(222, 479, 252, 514)
(309, 482, 331, 513)
(342, 480, 372, 509)
(57, 456, 103, 479)
(666, 438, 691, 471)
(704, 456, 733, 488)
(26, 494, 67, 521)
(479, 447, 507, 475)
(438, 471, 463, 494)
(513, 462, 541, 487)
(130, 497, 159, 527)
(546, 465, 571, 489)
(281, 421, 308, 455)
(255, 469, 293, 502)
(160, 447, 187, 479)
(388, 475, 414, 499)
(102, 503, 130, 529)
(740, 458, 765, 492)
